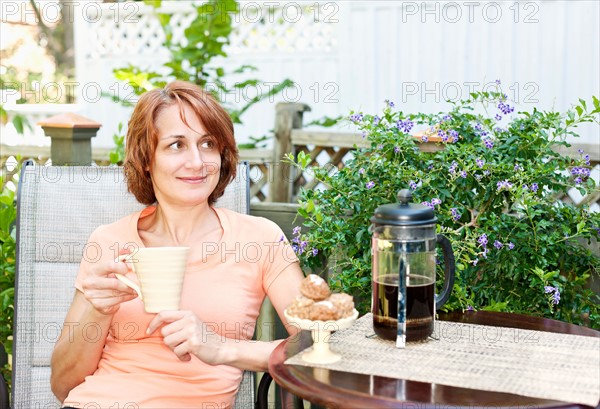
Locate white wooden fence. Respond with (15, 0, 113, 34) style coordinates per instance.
(2, 1, 598, 149)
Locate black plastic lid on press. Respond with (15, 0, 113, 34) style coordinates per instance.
(370, 189, 437, 226)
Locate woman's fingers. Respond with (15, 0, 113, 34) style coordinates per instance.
(146, 310, 187, 335)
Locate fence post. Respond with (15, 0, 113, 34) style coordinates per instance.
(270, 102, 311, 202)
(38, 113, 101, 165)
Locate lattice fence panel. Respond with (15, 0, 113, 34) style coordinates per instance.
(291, 144, 356, 200)
(248, 162, 269, 202)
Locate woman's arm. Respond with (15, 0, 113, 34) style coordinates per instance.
(50, 256, 137, 402)
(50, 291, 113, 402)
(146, 263, 304, 372)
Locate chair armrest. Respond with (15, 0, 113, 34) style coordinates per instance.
(255, 372, 272, 409)
(0, 374, 9, 409)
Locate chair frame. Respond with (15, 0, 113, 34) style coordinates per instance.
(3, 161, 274, 409)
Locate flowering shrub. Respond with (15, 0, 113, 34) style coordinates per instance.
(286, 91, 600, 327)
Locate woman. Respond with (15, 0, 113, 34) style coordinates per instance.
(50, 81, 304, 408)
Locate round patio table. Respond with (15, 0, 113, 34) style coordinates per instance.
(268, 311, 600, 409)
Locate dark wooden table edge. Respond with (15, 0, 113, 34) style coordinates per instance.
(268, 311, 600, 409)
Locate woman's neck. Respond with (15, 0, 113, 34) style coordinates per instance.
(138, 203, 222, 247)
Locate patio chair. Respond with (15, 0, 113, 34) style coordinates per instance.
(5, 161, 274, 409)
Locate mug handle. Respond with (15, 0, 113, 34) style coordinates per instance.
(435, 234, 456, 310)
(115, 254, 143, 300)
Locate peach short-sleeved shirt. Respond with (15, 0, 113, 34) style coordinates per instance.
(63, 206, 298, 409)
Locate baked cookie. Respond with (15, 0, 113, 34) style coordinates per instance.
(309, 300, 341, 321)
(286, 295, 314, 319)
(300, 274, 331, 301)
(328, 293, 354, 318)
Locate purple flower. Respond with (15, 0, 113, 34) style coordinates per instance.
(373, 115, 381, 125)
(478, 234, 488, 247)
(474, 123, 483, 131)
(312, 248, 319, 256)
(449, 161, 458, 174)
(386, 100, 395, 108)
(507, 242, 515, 250)
(498, 101, 514, 115)
(460, 170, 467, 178)
(451, 208, 461, 221)
(293, 226, 301, 236)
(431, 198, 442, 206)
(422, 201, 434, 209)
(472, 258, 479, 266)
(544, 285, 561, 305)
(449, 129, 459, 142)
(483, 138, 494, 149)
(467, 305, 474, 311)
(575, 177, 583, 184)
(495, 79, 501, 85)
(409, 180, 418, 190)
(358, 168, 365, 175)
(584, 154, 590, 166)
(476, 158, 485, 168)
(438, 129, 448, 142)
(366, 181, 375, 189)
(495, 114, 502, 121)
(442, 114, 452, 122)
(396, 119, 414, 134)
(421, 135, 429, 143)
(394, 146, 400, 153)
(299, 240, 308, 253)
(497, 180, 513, 191)
(493, 240, 504, 249)
(361, 131, 367, 138)
(514, 164, 522, 172)
(578, 149, 584, 154)
(531, 183, 539, 192)
(279, 235, 285, 242)
(571, 167, 591, 178)
(349, 113, 363, 123)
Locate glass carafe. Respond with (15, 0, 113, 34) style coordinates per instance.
(370, 190, 455, 347)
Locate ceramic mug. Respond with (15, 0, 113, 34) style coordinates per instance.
(115, 247, 190, 313)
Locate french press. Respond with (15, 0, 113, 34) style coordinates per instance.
(370, 189, 455, 347)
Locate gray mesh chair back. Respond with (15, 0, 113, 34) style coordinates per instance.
(12, 163, 255, 409)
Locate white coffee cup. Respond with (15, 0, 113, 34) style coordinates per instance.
(115, 247, 190, 313)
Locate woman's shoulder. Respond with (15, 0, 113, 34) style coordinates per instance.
(216, 207, 283, 238)
(88, 209, 145, 242)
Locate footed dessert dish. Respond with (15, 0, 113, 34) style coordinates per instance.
(284, 274, 358, 364)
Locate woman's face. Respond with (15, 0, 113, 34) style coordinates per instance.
(150, 103, 221, 207)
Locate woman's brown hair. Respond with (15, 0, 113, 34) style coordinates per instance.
(123, 81, 239, 205)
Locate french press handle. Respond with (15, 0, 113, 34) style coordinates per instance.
(435, 234, 456, 310)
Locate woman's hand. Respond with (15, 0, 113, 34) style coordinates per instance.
(146, 311, 230, 364)
(80, 251, 138, 315)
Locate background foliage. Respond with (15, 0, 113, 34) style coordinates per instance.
(288, 92, 600, 327)
(109, 0, 293, 163)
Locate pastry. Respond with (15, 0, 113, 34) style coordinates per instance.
(287, 275, 355, 321)
(300, 274, 331, 301)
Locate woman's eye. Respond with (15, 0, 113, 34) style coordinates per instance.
(200, 140, 215, 149)
(169, 141, 184, 150)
